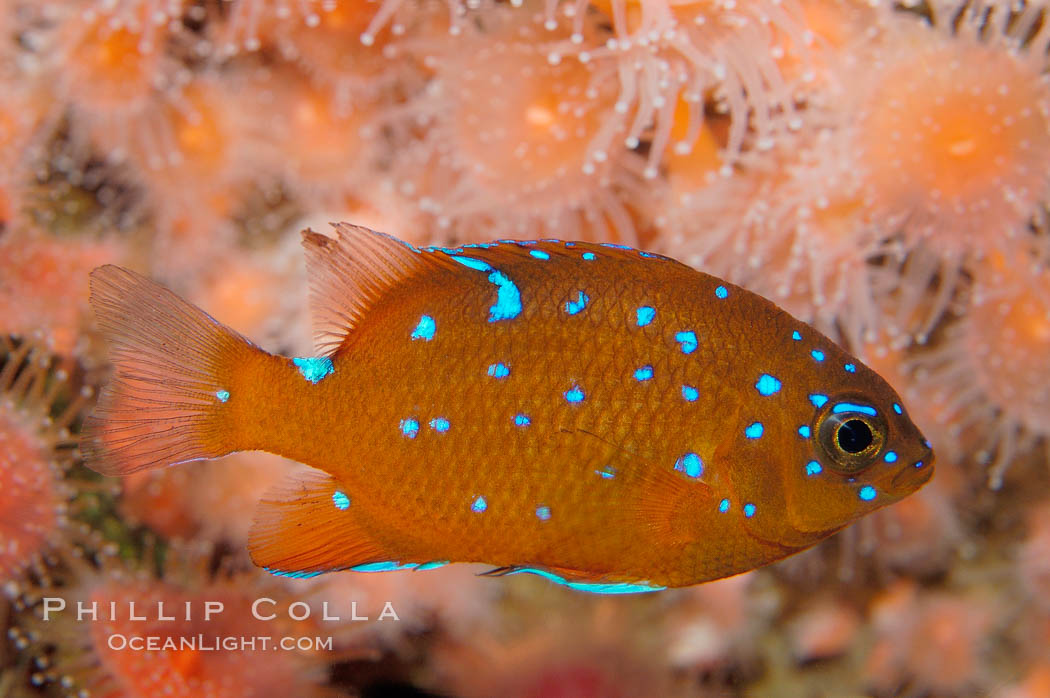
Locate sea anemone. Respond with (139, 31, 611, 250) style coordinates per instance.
(230, 64, 385, 211)
(0, 338, 94, 587)
(391, 7, 650, 243)
(42, 1, 185, 166)
(0, 228, 120, 355)
(555, 0, 813, 175)
(906, 251, 1050, 488)
(865, 581, 998, 695)
(842, 6, 1050, 335)
(426, 593, 679, 697)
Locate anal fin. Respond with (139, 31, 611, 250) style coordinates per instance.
(486, 566, 666, 595)
(248, 471, 392, 577)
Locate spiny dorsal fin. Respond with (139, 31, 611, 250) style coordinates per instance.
(301, 223, 687, 354)
(302, 224, 429, 355)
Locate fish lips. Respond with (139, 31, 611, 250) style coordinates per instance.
(888, 450, 935, 495)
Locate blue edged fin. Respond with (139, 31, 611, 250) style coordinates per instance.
(483, 566, 666, 595)
(349, 560, 450, 572)
(249, 470, 394, 577)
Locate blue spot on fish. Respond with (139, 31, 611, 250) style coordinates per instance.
(893, 403, 903, 415)
(514, 413, 531, 427)
(719, 498, 730, 513)
(859, 486, 877, 501)
(400, 418, 419, 438)
(450, 255, 493, 272)
(884, 451, 898, 463)
(488, 362, 510, 378)
(600, 243, 632, 250)
(293, 356, 334, 384)
(798, 425, 811, 438)
(755, 374, 782, 396)
(535, 505, 552, 521)
(745, 422, 764, 439)
(530, 250, 550, 260)
(486, 270, 522, 322)
(471, 496, 488, 513)
(832, 402, 877, 417)
(596, 466, 616, 479)
(715, 285, 728, 299)
(811, 349, 825, 362)
(216, 390, 230, 403)
(582, 252, 596, 260)
(636, 306, 655, 327)
(792, 330, 802, 341)
(430, 417, 450, 433)
(505, 567, 665, 594)
(675, 330, 698, 354)
(565, 291, 589, 315)
(674, 452, 704, 478)
(411, 314, 436, 341)
(805, 461, 822, 476)
(634, 365, 654, 382)
(332, 491, 350, 510)
(744, 503, 756, 518)
(844, 363, 856, 373)
(682, 385, 699, 402)
(809, 394, 829, 408)
(565, 385, 585, 403)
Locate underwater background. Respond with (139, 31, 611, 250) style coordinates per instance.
(1, 0, 1049, 695)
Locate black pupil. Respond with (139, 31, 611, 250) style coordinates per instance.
(837, 419, 873, 454)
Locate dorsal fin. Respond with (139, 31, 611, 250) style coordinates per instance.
(302, 223, 430, 355)
(302, 223, 687, 354)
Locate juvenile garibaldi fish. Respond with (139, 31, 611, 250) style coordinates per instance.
(83, 224, 934, 593)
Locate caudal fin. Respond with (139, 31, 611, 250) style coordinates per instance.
(82, 265, 258, 476)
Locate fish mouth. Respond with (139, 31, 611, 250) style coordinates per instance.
(889, 452, 935, 494)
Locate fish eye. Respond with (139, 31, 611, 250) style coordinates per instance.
(837, 419, 873, 454)
(816, 408, 887, 473)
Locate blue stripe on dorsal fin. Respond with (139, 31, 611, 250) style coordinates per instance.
(480, 566, 666, 594)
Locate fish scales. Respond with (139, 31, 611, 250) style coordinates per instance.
(81, 224, 934, 591)
(341, 247, 742, 581)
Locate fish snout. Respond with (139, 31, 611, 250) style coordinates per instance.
(889, 447, 935, 494)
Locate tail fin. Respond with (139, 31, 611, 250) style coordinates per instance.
(82, 265, 259, 476)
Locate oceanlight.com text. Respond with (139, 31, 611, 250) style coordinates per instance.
(106, 634, 335, 652)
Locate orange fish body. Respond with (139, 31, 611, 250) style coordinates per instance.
(84, 224, 933, 592)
